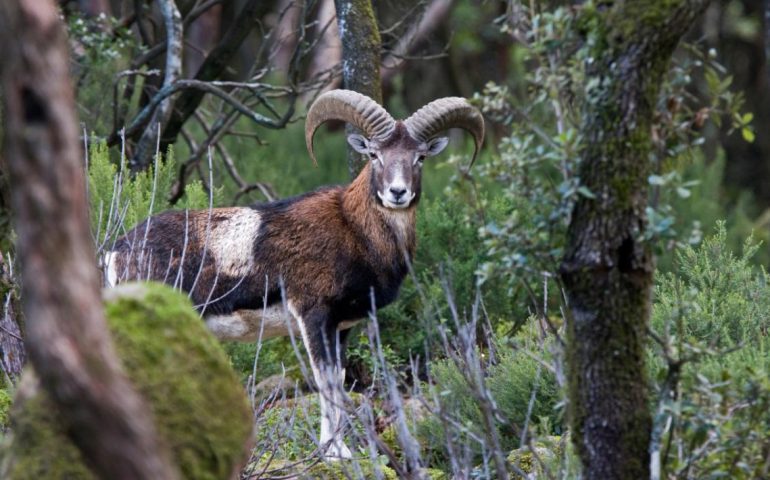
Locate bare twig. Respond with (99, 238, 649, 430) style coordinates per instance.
(131, 0, 183, 171)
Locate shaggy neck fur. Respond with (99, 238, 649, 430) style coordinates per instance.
(342, 162, 417, 262)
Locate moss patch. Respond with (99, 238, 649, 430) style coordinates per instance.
(1, 282, 253, 480)
(0, 387, 11, 429)
(507, 438, 563, 477)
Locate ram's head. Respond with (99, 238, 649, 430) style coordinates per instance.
(306, 90, 484, 209)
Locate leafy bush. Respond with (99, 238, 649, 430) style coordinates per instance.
(371, 195, 516, 363)
(417, 327, 561, 470)
(649, 224, 770, 478)
(87, 140, 215, 250)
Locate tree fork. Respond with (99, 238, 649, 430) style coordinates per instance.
(560, 2, 709, 478)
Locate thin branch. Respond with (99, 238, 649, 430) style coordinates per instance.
(130, 0, 183, 171)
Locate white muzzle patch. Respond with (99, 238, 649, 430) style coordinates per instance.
(377, 189, 415, 209)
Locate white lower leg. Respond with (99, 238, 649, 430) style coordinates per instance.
(293, 311, 352, 460)
(317, 365, 352, 459)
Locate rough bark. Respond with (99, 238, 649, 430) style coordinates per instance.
(334, 0, 383, 176)
(0, 166, 11, 251)
(0, 2, 180, 479)
(0, 255, 25, 381)
(559, 2, 709, 478)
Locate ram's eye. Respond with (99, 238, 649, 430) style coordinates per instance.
(416, 155, 426, 164)
(369, 152, 378, 159)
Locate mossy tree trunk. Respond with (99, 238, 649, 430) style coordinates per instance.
(559, 2, 709, 478)
(0, 255, 24, 381)
(334, 0, 383, 177)
(0, 2, 179, 479)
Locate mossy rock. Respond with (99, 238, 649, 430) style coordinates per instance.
(1, 282, 253, 480)
(506, 436, 563, 478)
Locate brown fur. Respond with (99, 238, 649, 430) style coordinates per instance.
(110, 161, 416, 320)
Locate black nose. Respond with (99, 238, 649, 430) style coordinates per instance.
(389, 187, 407, 200)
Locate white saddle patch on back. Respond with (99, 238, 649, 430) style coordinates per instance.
(208, 208, 262, 277)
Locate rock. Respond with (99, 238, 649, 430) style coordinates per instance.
(506, 436, 563, 479)
(0, 282, 254, 480)
(254, 373, 300, 401)
(402, 397, 430, 423)
(377, 396, 430, 463)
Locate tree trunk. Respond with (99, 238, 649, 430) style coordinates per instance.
(559, 2, 709, 478)
(0, 2, 180, 479)
(0, 254, 25, 382)
(334, 0, 382, 177)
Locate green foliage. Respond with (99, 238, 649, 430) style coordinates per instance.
(652, 224, 768, 352)
(417, 329, 561, 469)
(88, 140, 215, 246)
(506, 437, 563, 478)
(223, 337, 301, 382)
(0, 387, 11, 430)
(1, 283, 252, 480)
(656, 152, 770, 270)
(67, 13, 140, 134)
(650, 226, 770, 478)
(249, 392, 395, 477)
(370, 195, 515, 362)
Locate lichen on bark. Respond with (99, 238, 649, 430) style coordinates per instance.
(560, 1, 710, 479)
(334, 0, 383, 176)
(0, 283, 253, 480)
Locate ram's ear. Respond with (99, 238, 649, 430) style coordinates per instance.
(425, 137, 449, 157)
(347, 134, 372, 154)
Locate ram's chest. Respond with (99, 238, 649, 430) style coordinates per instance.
(331, 266, 405, 320)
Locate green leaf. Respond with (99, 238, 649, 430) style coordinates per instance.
(742, 128, 755, 143)
(577, 186, 596, 199)
(741, 112, 753, 124)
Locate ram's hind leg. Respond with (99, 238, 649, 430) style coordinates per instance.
(290, 304, 352, 460)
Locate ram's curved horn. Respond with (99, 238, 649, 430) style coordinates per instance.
(403, 98, 485, 165)
(305, 90, 395, 164)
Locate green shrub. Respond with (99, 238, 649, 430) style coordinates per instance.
(88, 140, 214, 247)
(650, 225, 770, 478)
(417, 329, 561, 470)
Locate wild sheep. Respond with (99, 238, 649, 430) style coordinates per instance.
(105, 89, 484, 459)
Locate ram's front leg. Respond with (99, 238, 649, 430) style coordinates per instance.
(290, 304, 352, 460)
